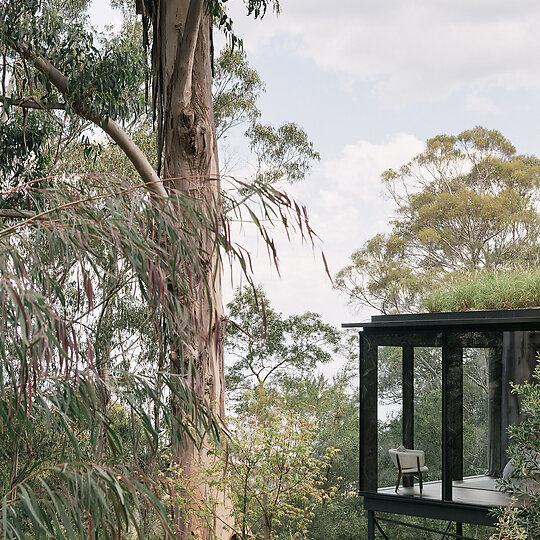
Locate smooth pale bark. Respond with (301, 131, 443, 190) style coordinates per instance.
(0, 96, 66, 110)
(0, 209, 36, 218)
(158, 1, 231, 537)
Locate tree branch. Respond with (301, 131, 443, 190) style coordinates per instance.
(0, 96, 65, 110)
(0, 209, 36, 218)
(174, 0, 204, 109)
(13, 40, 167, 199)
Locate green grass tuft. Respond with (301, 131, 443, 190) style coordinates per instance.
(422, 268, 540, 312)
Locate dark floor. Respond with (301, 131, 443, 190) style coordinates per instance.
(378, 475, 517, 507)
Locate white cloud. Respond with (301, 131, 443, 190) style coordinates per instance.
(223, 132, 424, 326)
(321, 133, 424, 200)
(465, 93, 503, 115)
(229, 0, 540, 107)
(88, 1, 123, 33)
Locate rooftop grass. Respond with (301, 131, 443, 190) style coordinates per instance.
(422, 268, 540, 312)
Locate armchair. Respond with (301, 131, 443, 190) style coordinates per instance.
(389, 445, 428, 493)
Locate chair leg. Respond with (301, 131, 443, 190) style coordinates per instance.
(395, 472, 401, 492)
(418, 472, 423, 493)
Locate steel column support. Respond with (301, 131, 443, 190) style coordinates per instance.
(402, 345, 414, 487)
(360, 332, 378, 492)
(487, 346, 503, 476)
(367, 510, 375, 540)
(442, 333, 463, 501)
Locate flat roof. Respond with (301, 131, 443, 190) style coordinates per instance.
(342, 307, 540, 330)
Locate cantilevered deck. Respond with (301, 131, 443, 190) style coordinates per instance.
(378, 475, 513, 507)
(363, 475, 515, 530)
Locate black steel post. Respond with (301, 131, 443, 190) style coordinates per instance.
(360, 333, 378, 492)
(367, 510, 375, 540)
(402, 345, 414, 487)
(487, 347, 503, 476)
(442, 334, 463, 501)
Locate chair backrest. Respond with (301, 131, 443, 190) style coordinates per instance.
(389, 446, 425, 469)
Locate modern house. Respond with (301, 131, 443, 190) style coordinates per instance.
(344, 308, 540, 539)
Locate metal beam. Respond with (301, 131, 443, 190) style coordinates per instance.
(363, 494, 496, 526)
(361, 329, 442, 348)
(359, 329, 503, 349)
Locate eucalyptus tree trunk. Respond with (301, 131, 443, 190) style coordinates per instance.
(150, 0, 230, 537)
(501, 331, 540, 463)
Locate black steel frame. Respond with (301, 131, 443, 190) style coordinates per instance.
(344, 308, 540, 538)
(368, 513, 471, 540)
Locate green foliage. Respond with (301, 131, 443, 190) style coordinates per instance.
(2, 1, 318, 195)
(0, 1, 324, 535)
(293, 374, 361, 540)
(492, 358, 540, 540)
(306, 496, 364, 540)
(285, 374, 359, 489)
(423, 268, 540, 312)
(0, 168, 315, 537)
(335, 126, 540, 314)
(335, 232, 425, 314)
(225, 286, 341, 397)
(247, 122, 321, 184)
(0, 174, 224, 537)
(0, 111, 53, 203)
(225, 288, 360, 538)
(1, 2, 145, 124)
(214, 48, 320, 188)
(213, 47, 264, 140)
(226, 405, 338, 539)
(0, 372, 216, 539)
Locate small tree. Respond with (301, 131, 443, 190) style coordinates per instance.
(225, 287, 359, 539)
(227, 404, 338, 540)
(225, 286, 341, 403)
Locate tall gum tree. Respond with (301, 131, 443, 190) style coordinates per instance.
(1, 0, 284, 537)
(137, 1, 280, 537)
(139, 1, 228, 536)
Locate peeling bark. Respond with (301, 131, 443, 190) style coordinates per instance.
(156, 1, 231, 537)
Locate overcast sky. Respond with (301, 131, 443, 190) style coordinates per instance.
(89, 1, 540, 334)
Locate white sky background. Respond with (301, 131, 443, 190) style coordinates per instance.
(88, 1, 540, 375)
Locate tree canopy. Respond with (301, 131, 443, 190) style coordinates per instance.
(225, 286, 341, 397)
(335, 126, 540, 314)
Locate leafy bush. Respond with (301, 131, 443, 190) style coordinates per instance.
(491, 357, 540, 539)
